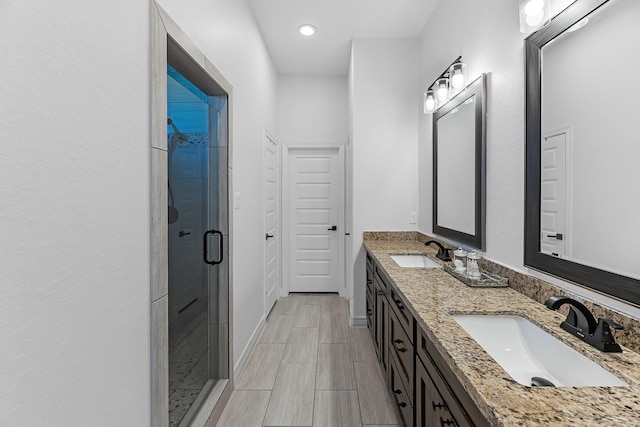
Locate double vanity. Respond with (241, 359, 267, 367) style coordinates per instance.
(364, 235, 640, 426)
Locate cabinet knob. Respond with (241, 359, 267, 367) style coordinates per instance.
(393, 389, 402, 395)
(440, 417, 454, 426)
(398, 402, 407, 408)
(433, 401, 445, 411)
(377, 290, 384, 296)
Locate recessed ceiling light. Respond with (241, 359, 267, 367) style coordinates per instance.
(298, 24, 316, 36)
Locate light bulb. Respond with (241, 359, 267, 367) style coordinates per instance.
(437, 86, 448, 101)
(425, 97, 435, 111)
(519, 0, 550, 33)
(424, 90, 436, 114)
(524, 0, 544, 16)
(451, 70, 465, 89)
(436, 78, 449, 102)
(526, 10, 545, 26)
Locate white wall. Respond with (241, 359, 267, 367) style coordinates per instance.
(350, 38, 419, 319)
(278, 75, 348, 146)
(418, 0, 640, 318)
(0, 1, 151, 425)
(155, 0, 279, 366)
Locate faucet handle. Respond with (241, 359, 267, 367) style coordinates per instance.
(440, 248, 452, 261)
(594, 318, 623, 344)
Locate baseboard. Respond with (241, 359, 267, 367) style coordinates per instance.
(350, 316, 367, 328)
(233, 315, 266, 383)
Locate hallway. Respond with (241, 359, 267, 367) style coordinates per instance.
(217, 294, 400, 426)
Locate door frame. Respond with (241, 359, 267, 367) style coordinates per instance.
(263, 131, 281, 314)
(281, 145, 346, 297)
(150, 3, 234, 426)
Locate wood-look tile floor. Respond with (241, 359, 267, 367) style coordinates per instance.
(217, 294, 400, 427)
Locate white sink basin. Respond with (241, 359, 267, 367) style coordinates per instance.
(390, 255, 441, 268)
(452, 315, 628, 387)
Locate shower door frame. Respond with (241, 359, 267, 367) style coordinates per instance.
(150, 3, 234, 426)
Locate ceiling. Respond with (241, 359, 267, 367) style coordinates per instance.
(246, 0, 440, 75)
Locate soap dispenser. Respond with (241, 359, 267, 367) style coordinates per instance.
(453, 248, 468, 273)
(466, 251, 481, 279)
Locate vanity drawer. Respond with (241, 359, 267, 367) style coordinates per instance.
(389, 352, 413, 427)
(389, 307, 413, 402)
(389, 287, 412, 341)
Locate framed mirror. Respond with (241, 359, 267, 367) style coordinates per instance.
(433, 74, 486, 250)
(524, 0, 640, 306)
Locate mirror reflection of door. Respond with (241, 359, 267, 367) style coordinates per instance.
(540, 130, 567, 257)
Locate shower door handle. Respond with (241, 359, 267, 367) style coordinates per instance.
(203, 230, 223, 265)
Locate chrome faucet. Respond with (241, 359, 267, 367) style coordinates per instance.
(545, 296, 623, 353)
(424, 240, 452, 261)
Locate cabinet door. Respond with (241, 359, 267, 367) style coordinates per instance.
(416, 356, 458, 427)
(389, 352, 413, 427)
(388, 306, 413, 404)
(366, 293, 374, 337)
(366, 261, 374, 340)
(375, 286, 388, 371)
(417, 329, 487, 427)
(389, 287, 412, 338)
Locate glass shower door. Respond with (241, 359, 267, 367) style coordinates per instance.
(167, 65, 228, 427)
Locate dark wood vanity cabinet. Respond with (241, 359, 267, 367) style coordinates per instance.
(365, 252, 488, 427)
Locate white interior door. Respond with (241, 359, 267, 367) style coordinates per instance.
(287, 147, 342, 293)
(344, 136, 352, 299)
(541, 131, 567, 257)
(264, 134, 279, 314)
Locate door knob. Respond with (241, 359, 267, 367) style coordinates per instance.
(179, 231, 191, 237)
(327, 225, 337, 231)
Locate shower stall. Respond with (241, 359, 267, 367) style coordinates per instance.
(166, 63, 229, 426)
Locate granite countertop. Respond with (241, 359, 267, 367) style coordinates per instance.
(364, 239, 640, 427)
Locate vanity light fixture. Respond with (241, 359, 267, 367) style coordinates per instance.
(519, 0, 551, 33)
(423, 56, 467, 114)
(298, 24, 317, 36)
(424, 89, 437, 114)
